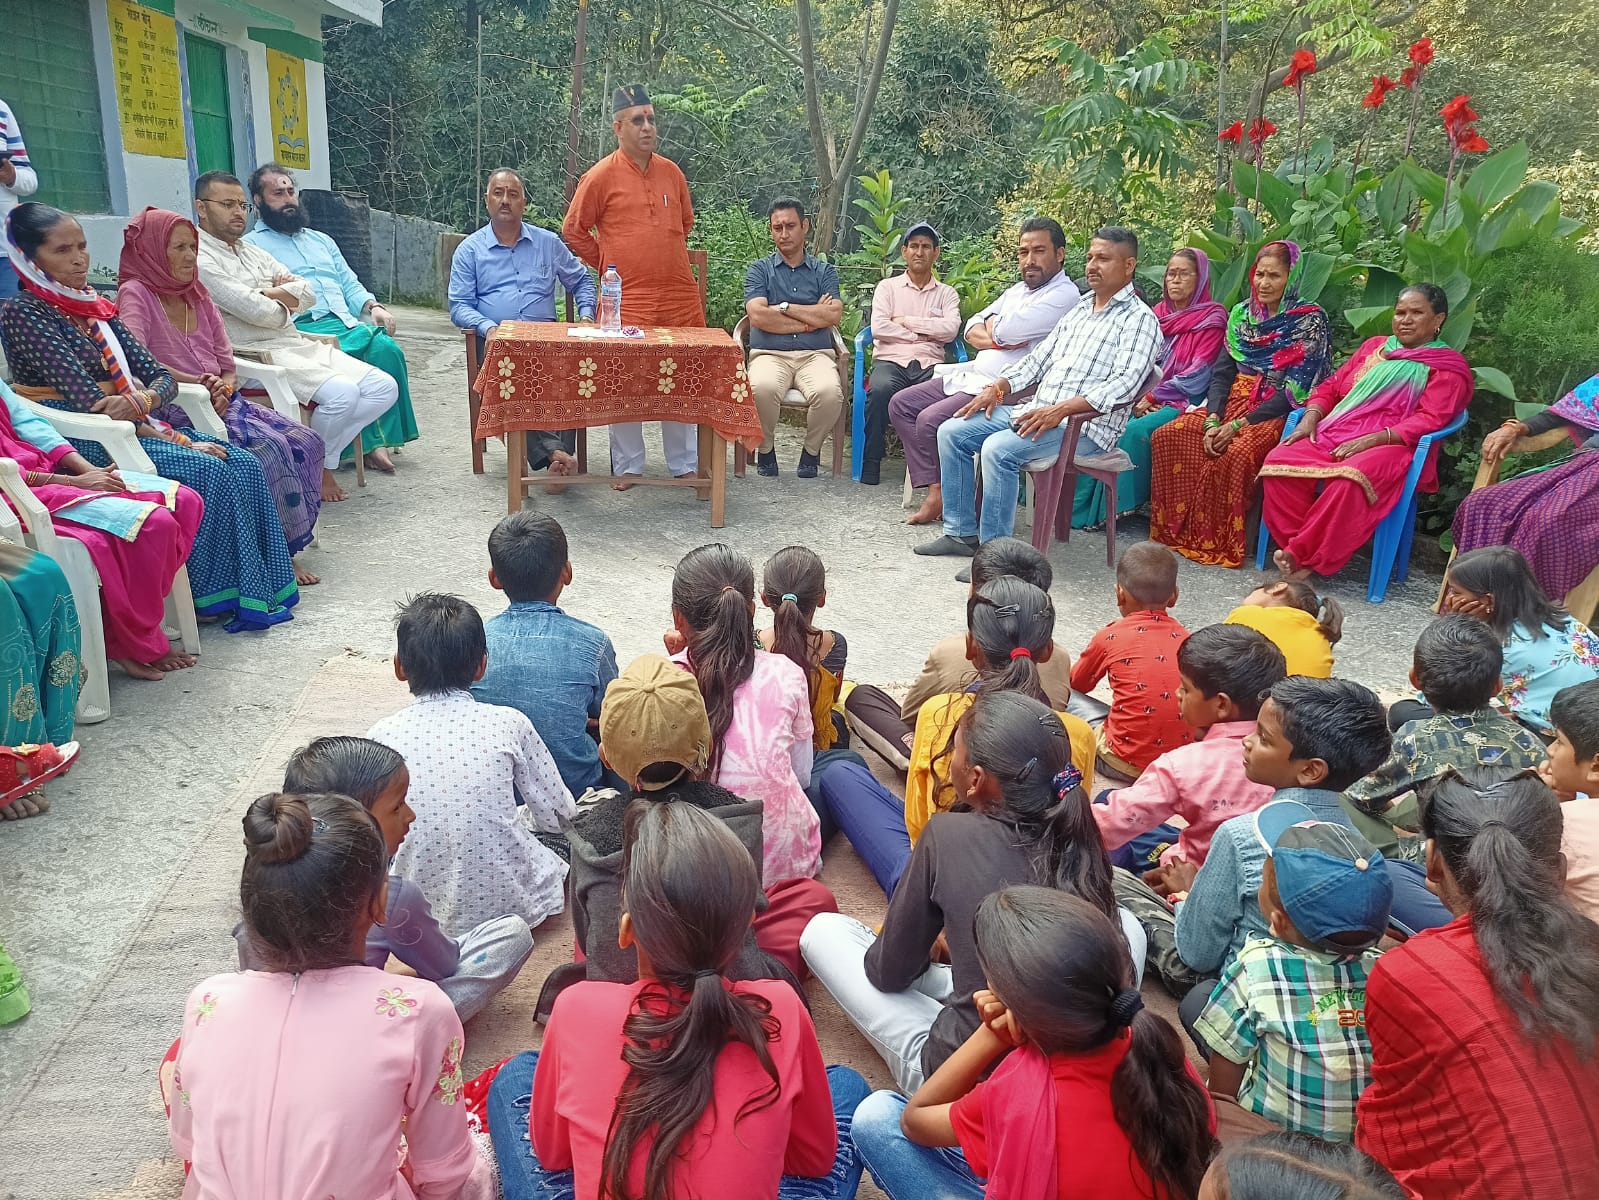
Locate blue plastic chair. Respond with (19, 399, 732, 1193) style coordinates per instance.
(850, 328, 969, 481)
(1254, 406, 1471, 603)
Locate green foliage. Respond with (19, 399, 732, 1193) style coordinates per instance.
(687, 206, 769, 330)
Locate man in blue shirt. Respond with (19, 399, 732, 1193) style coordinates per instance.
(449, 169, 598, 481)
(244, 163, 417, 474)
(743, 198, 844, 478)
(472, 510, 619, 797)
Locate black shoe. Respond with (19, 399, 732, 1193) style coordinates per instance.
(797, 451, 820, 479)
(756, 450, 778, 477)
(913, 534, 980, 557)
(860, 460, 881, 486)
(955, 566, 972, 583)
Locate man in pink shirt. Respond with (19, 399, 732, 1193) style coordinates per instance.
(860, 221, 961, 486)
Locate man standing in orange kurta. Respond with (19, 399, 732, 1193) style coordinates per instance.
(562, 83, 703, 488)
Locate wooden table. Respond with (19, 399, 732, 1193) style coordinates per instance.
(472, 322, 763, 525)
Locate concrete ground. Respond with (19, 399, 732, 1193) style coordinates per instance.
(0, 305, 1447, 1169)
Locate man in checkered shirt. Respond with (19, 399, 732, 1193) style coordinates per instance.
(914, 225, 1161, 558)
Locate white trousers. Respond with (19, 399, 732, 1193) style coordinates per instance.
(309, 366, 399, 469)
(800, 906, 1149, 1095)
(609, 421, 697, 477)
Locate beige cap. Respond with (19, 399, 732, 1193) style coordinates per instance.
(599, 654, 712, 790)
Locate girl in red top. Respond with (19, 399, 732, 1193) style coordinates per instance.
(485, 800, 869, 1200)
(1356, 767, 1599, 1199)
(851, 885, 1216, 1200)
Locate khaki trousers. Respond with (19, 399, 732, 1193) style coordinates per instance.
(747, 348, 844, 455)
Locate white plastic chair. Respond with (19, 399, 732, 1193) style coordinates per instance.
(234, 336, 365, 487)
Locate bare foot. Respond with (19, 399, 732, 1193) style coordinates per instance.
(0, 791, 48, 820)
(907, 499, 943, 525)
(365, 448, 397, 474)
(321, 470, 348, 503)
(152, 651, 197, 672)
(293, 558, 320, 586)
(117, 658, 165, 681)
(612, 473, 642, 492)
(1273, 548, 1313, 581)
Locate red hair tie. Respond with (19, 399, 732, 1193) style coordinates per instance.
(1010, 647, 1033, 660)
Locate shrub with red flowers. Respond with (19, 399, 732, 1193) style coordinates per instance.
(1363, 75, 1397, 109)
(1440, 94, 1491, 214)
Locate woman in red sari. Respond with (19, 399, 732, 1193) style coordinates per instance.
(1258, 283, 1472, 579)
(1149, 240, 1331, 567)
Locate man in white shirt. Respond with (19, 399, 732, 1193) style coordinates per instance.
(860, 221, 960, 486)
(194, 170, 399, 502)
(891, 217, 1080, 525)
(0, 97, 39, 301)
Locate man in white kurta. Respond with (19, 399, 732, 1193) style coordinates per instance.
(193, 169, 398, 501)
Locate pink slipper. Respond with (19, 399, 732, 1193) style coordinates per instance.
(0, 741, 80, 808)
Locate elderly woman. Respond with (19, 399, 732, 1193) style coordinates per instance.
(1150, 240, 1331, 567)
(115, 207, 325, 586)
(1258, 283, 1473, 579)
(0, 378, 200, 681)
(0, 203, 299, 631)
(1072, 247, 1228, 528)
(1452, 369, 1599, 602)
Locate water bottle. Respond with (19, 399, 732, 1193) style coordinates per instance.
(599, 265, 623, 333)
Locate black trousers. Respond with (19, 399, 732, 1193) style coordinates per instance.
(477, 332, 577, 471)
(863, 359, 935, 466)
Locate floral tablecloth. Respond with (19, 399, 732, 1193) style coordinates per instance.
(472, 322, 762, 449)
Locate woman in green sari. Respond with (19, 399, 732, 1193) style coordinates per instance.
(1, 542, 81, 817)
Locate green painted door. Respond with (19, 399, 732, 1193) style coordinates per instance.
(186, 34, 233, 176)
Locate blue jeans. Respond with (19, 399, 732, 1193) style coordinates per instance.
(1386, 857, 1453, 936)
(488, 1050, 872, 1200)
(851, 1090, 985, 1200)
(936, 406, 1105, 543)
(815, 759, 913, 896)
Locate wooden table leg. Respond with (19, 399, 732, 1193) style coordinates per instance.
(507, 429, 527, 513)
(711, 433, 727, 528)
(695, 423, 713, 501)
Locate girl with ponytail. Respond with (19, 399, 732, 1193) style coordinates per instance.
(759, 544, 848, 751)
(1356, 767, 1599, 1198)
(803, 691, 1147, 1093)
(853, 886, 1216, 1200)
(487, 800, 870, 1200)
(168, 792, 486, 1198)
(668, 543, 820, 883)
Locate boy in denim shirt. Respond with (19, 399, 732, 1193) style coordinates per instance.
(473, 512, 619, 796)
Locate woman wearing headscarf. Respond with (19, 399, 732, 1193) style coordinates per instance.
(1452, 369, 1599, 602)
(1258, 283, 1472, 579)
(116, 207, 325, 586)
(0, 203, 299, 631)
(1150, 240, 1331, 567)
(1072, 247, 1228, 528)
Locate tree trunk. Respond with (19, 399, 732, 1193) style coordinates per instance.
(793, 0, 837, 217)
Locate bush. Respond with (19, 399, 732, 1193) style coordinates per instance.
(688, 206, 770, 331)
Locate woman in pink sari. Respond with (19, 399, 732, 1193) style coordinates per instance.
(1, 378, 202, 678)
(1258, 283, 1472, 579)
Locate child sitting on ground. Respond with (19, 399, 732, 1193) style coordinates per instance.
(170, 792, 489, 1198)
(543, 654, 836, 1016)
(1539, 679, 1599, 922)
(759, 545, 848, 750)
(233, 736, 533, 1023)
(1441, 545, 1599, 734)
(1169, 678, 1396, 1044)
(843, 537, 1081, 769)
(666, 543, 819, 884)
(1225, 578, 1343, 678)
(472, 511, 620, 797)
(487, 802, 870, 1200)
(851, 886, 1216, 1200)
(370, 593, 574, 937)
(1197, 807, 1393, 1143)
(1095, 625, 1285, 880)
(1070, 540, 1192, 779)
(1344, 614, 1544, 859)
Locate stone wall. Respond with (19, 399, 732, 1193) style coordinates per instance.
(369, 208, 456, 304)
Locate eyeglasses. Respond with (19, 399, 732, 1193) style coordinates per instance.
(199, 198, 250, 213)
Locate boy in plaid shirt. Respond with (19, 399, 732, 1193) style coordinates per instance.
(1195, 801, 1394, 1142)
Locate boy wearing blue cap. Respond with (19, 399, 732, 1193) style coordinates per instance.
(1194, 804, 1393, 1143)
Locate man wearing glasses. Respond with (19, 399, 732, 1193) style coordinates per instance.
(561, 84, 702, 489)
(194, 170, 400, 502)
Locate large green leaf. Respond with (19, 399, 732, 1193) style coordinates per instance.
(1471, 366, 1518, 401)
(1213, 254, 1251, 308)
(1345, 305, 1395, 338)
(1463, 143, 1529, 211)
(1233, 160, 1298, 226)
(1362, 266, 1406, 309)
(1477, 181, 1561, 256)
(1402, 225, 1470, 284)
(1374, 168, 1418, 233)
(1399, 159, 1447, 213)
(1441, 295, 1477, 350)
(1294, 250, 1336, 302)
(1555, 216, 1592, 241)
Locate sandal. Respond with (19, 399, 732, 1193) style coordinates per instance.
(0, 741, 80, 809)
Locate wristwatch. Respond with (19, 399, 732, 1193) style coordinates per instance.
(778, 301, 790, 314)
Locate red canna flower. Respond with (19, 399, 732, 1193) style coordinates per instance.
(1272, 343, 1307, 370)
(1400, 65, 1421, 89)
(1248, 119, 1278, 147)
(1363, 74, 1398, 108)
(1218, 121, 1244, 144)
(1455, 126, 1490, 154)
(1283, 49, 1319, 88)
(1440, 94, 1479, 131)
(1409, 36, 1434, 67)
